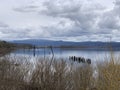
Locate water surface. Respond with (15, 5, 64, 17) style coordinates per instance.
(10, 48, 120, 64)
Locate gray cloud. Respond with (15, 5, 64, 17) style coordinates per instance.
(114, 0, 120, 17)
(0, 22, 8, 28)
(14, 5, 39, 12)
(98, 12, 120, 30)
(0, 22, 31, 40)
(1, 0, 120, 41)
(40, 0, 120, 41)
(34, 0, 104, 38)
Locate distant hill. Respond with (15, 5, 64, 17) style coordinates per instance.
(9, 39, 120, 50)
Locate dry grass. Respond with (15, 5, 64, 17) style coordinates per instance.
(0, 54, 120, 90)
(96, 55, 120, 90)
(72, 65, 93, 90)
(0, 56, 32, 90)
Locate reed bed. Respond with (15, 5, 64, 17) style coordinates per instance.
(0, 55, 120, 90)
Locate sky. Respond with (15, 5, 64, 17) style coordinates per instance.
(0, 0, 120, 42)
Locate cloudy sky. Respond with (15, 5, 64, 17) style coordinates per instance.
(0, 0, 120, 42)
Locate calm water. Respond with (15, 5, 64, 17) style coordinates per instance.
(10, 48, 120, 64)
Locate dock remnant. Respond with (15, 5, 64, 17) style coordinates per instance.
(69, 56, 91, 64)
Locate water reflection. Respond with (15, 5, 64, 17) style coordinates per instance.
(11, 48, 120, 64)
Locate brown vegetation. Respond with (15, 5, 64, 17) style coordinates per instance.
(0, 55, 120, 90)
(0, 41, 15, 56)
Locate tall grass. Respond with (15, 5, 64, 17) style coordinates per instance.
(0, 55, 120, 90)
(96, 55, 120, 90)
(0, 56, 31, 90)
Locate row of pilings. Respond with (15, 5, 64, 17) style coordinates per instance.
(69, 56, 91, 64)
(32, 45, 91, 64)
